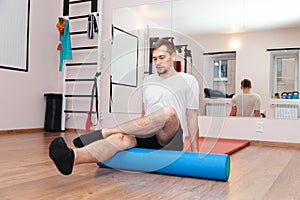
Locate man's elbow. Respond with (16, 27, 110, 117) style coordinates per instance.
(254, 110, 260, 117)
(229, 106, 237, 116)
(229, 110, 236, 116)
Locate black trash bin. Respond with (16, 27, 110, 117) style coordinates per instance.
(44, 93, 62, 132)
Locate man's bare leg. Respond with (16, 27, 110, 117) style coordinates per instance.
(50, 106, 181, 175)
(74, 106, 180, 147)
(103, 106, 180, 145)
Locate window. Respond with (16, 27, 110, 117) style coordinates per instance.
(270, 50, 299, 98)
(204, 52, 236, 96)
(0, 0, 30, 71)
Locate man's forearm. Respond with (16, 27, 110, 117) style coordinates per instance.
(187, 110, 199, 152)
(189, 126, 199, 152)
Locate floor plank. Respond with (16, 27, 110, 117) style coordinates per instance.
(263, 150, 300, 199)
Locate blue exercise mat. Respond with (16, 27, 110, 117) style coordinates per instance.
(97, 148, 230, 181)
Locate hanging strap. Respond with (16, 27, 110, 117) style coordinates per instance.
(109, 75, 113, 112)
(88, 72, 101, 126)
(87, 13, 98, 39)
(93, 13, 98, 33)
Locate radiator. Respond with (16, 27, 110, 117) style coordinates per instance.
(274, 104, 298, 119)
(206, 103, 226, 117)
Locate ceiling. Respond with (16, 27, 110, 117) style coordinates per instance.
(115, 0, 300, 35)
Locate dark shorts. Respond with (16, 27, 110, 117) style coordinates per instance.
(135, 125, 183, 151)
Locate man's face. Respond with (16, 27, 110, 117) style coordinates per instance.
(152, 45, 176, 75)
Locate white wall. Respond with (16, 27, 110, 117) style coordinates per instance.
(199, 116, 300, 143)
(0, 0, 62, 130)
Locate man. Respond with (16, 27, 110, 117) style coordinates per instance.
(229, 78, 261, 117)
(49, 38, 200, 175)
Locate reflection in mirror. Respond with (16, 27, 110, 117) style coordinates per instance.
(148, 37, 192, 75)
(110, 1, 173, 114)
(110, 0, 300, 119)
(269, 49, 299, 98)
(203, 52, 236, 97)
(109, 26, 140, 113)
(268, 48, 300, 119)
(111, 26, 138, 87)
(109, 25, 140, 113)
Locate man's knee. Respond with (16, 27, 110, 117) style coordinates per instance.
(107, 133, 137, 150)
(150, 106, 179, 126)
(161, 106, 177, 118)
(160, 106, 179, 124)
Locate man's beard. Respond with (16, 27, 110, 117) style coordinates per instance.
(157, 68, 167, 75)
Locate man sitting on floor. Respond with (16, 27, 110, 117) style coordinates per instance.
(49, 38, 200, 175)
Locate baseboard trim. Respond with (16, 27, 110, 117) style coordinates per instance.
(64, 128, 87, 133)
(0, 128, 45, 134)
(199, 136, 300, 149)
(0, 128, 86, 134)
(251, 140, 300, 149)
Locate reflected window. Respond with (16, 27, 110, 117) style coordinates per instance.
(213, 60, 228, 81)
(270, 50, 299, 98)
(204, 52, 236, 96)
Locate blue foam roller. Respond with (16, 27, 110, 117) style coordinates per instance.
(97, 148, 230, 181)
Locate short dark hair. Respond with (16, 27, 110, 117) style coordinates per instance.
(241, 79, 251, 88)
(152, 38, 176, 54)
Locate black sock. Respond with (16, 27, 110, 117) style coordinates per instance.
(73, 129, 103, 148)
(49, 137, 74, 175)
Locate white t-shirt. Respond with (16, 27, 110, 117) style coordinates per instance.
(142, 72, 199, 135)
(231, 92, 261, 117)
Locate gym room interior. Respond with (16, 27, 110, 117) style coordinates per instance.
(1, 0, 300, 199)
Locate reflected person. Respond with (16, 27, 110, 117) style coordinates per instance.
(230, 78, 261, 117)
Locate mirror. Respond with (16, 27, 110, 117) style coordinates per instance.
(110, 1, 173, 114)
(110, 0, 300, 119)
(111, 26, 138, 87)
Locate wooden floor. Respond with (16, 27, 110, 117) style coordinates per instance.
(1, 131, 300, 200)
